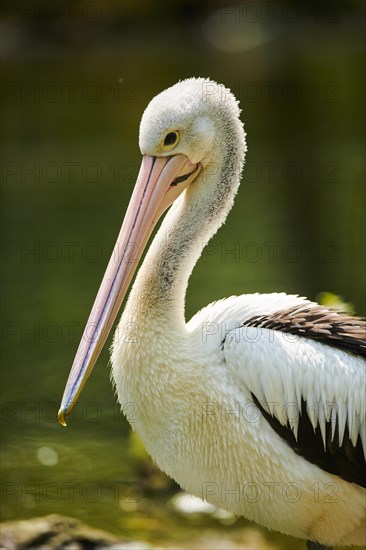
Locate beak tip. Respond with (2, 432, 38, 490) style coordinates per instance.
(58, 407, 68, 427)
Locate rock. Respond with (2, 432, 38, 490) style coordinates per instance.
(0, 514, 153, 550)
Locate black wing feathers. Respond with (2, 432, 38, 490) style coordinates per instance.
(245, 304, 366, 358)
(252, 394, 366, 487)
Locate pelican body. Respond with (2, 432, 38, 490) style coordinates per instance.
(59, 79, 366, 548)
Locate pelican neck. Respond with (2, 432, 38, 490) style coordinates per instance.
(124, 121, 245, 329)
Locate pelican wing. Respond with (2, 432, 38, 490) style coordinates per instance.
(245, 304, 366, 358)
(223, 302, 366, 487)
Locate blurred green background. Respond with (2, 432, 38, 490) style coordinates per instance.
(1, 1, 365, 548)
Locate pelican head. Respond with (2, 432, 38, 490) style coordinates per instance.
(58, 78, 245, 426)
(139, 77, 243, 166)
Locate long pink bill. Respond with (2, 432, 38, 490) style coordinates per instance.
(58, 153, 201, 426)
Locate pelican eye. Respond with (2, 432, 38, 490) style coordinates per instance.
(163, 131, 179, 151)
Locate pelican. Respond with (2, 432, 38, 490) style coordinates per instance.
(58, 78, 366, 549)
